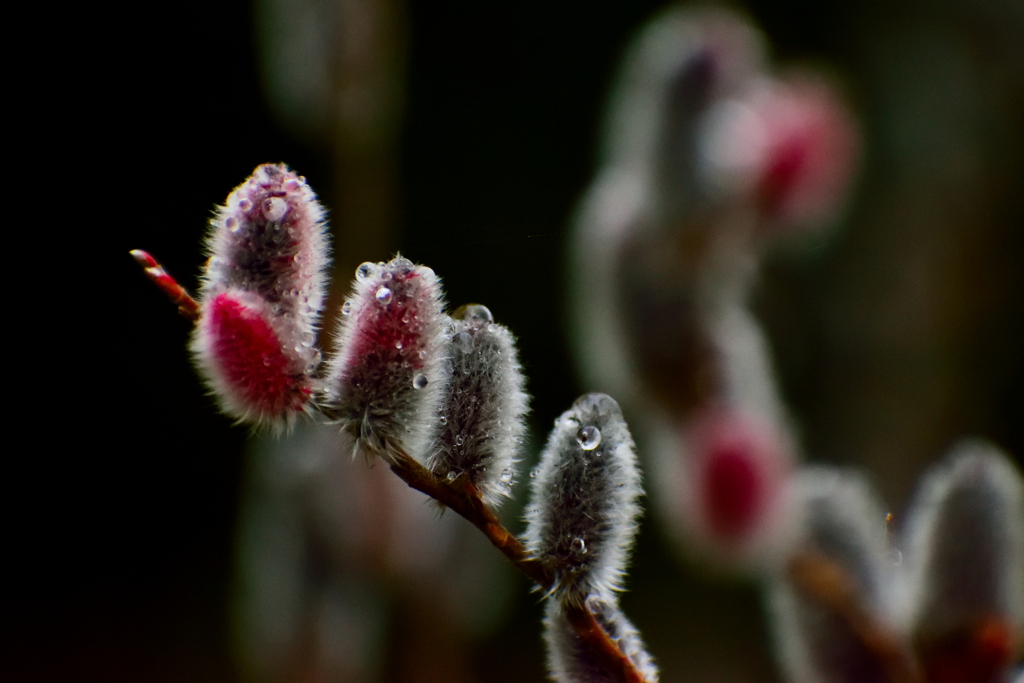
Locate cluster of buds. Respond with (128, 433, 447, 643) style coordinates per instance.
(567, 6, 1024, 683)
(135, 164, 660, 682)
(570, 5, 857, 570)
(131, 6, 1024, 683)
(771, 441, 1024, 683)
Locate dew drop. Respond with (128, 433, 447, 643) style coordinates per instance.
(375, 286, 392, 304)
(381, 270, 393, 281)
(395, 340, 403, 350)
(238, 198, 253, 212)
(341, 301, 352, 316)
(418, 350, 427, 360)
(412, 374, 428, 389)
(577, 425, 601, 451)
(439, 415, 448, 425)
(283, 178, 300, 192)
(529, 467, 540, 479)
(500, 468, 513, 484)
(402, 314, 410, 324)
(452, 304, 494, 328)
(225, 216, 240, 232)
(356, 262, 375, 281)
(571, 537, 587, 554)
(455, 435, 465, 447)
(264, 197, 287, 222)
(446, 471, 459, 483)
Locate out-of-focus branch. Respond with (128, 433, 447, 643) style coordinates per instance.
(788, 550, 921, 683)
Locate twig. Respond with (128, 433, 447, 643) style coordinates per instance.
(788, 550, 921, 683)
(387, 449, 651, 683)
(129, 250, 200, 321)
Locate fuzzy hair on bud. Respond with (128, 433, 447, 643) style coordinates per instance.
(543, 598, 659, 683)
(323, 256, 450, 463)
(426, 304, 529, 508)
(898, 440, 1024, 681)
(191, 163, 329, 431)
(769, 467, 894, 683)
(523, 394, 643, 606)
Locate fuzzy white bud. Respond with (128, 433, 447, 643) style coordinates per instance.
(523, 394, 644, 606)
(427, 305, 529, 508)
(768, 467, 893, 683)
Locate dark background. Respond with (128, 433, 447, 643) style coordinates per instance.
(13, 0, 1023, 680)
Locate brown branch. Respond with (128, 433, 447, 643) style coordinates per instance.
(388, 449, 551, 587)
(130, 249, 201, 321)
(788, 550, 921, 683)
(387, 450, 651, 683)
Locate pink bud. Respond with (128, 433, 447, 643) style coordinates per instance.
(191, 164, 329, 431)
(195, 290, 313, 425)
(324, 257, 450, 464)
(751, 76, 859, 231)
(669, 406, 795, 567)
(695, 75, 859, 232)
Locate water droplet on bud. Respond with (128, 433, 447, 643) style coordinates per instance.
(356, 262, 375, 281)
(264, 197, 287, 222)
(225, 216, 240, 232)
(455, 435, 465, 446)
(375, 286, 392, 304)
(577, 425, 601, 451)
(413, 374, 428, 389)
(571, 537, 587, 554)
(238, 198, 253, 212)
(341, 301, 352, 316)
(440, 415, 448, 425)
(452, 303, 494, 327)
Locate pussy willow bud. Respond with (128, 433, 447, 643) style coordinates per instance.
(654, 405, 794, 570)
(696, 73, 859, 233)
(900, 440, 1024, 682)
(524, 394, 643, 606)
(427, 304, 529, 508)
(769, 467, 893, 683)
(191, 164, 329, 431)
(544, 598, 659, 683)
(324, 256, 450, 463)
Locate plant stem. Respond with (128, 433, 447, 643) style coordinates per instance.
(130, 250, 201, 321)
(388, 450, 651, 683)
